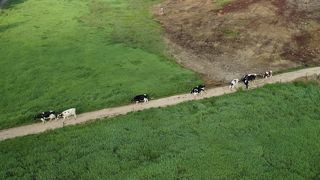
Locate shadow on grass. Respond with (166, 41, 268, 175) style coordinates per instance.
(0, 21, 26, 33)
(0, 0, 27, 9)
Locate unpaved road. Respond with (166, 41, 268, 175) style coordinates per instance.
(1, 67, 320, 141)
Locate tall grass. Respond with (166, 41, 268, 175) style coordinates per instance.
(0, 82, 320, 179)
(0, 0, 201, 129)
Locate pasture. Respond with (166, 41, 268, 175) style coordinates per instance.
(0, 0, 201, 129)
(1, 82, 320, 179)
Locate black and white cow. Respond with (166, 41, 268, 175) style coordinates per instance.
(132, 94, 149, 104)
(242, 74, 256, 89)
(242, 73, 257, 82)
(263, 70, 273, 78)
(229, 79, 239, 89)
(190, 87, 199, 94)
(34, 111, 56, 123)
(243, 79, 249, 89)
(190, 85, 206, 95)
(57, 108, 76, 120)
(198, 85, 206, 92)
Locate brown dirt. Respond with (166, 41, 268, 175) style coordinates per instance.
(154, 0, 320, 85)
(1, 67, 320, 141)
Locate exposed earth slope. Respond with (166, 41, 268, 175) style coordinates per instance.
(155, 0, 320, 84)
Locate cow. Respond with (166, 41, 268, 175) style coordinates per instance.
(198, 85, 206, 93)
(57, 108, 76, 120)
(190, 87, 199, 95)
(242, 73, 257, 82)
(159, 7, 165, 15)
(263, 70, 273, 78)
(190, 85, 206, 95)
(244, 79, 249, 89)
(229, 79, 239, 89)
(132, 94, 149, 104)
(34, 111, 56, 123)
(242, 74, 256, 89)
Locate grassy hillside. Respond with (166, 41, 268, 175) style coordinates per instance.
(1, 82, 320, 179)
(0, 0, 201, 129)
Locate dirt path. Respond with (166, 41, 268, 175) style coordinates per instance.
(1, 67, 320, 141)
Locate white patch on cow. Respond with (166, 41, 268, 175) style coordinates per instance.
(59, 108, 76, 120)
(40, 118, 46, 123)
(48, 114, 56, 121)
(191, 89, 199, 96)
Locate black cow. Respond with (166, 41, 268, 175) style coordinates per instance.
(132, 94, 149, 104)
(34, 111, 56, 123)
(191, 84, 206, 95)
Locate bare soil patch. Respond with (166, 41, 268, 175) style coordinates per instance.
(154, 0, 320, 85)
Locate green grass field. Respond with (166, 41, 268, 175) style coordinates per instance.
(1, 82, 320, 179)
(0, 0, 201, 129)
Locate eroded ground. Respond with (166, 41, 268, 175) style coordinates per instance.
(155, 0, 320, 85)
